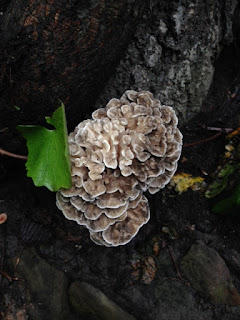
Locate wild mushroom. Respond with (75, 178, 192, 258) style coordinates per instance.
(57, 90, 182, 247)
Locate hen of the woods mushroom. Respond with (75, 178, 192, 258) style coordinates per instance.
(56, 91, 182, 247)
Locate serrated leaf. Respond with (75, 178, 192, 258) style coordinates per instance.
(17, 103, 71, 192)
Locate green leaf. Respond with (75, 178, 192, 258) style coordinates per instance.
(17, 103, 72, 192)
(212, 183, 240, 214)
(205, 164, 239, 199)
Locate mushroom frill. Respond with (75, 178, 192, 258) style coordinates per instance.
(56, 90, 182, 247)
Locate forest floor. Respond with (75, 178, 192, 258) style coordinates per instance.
(0, 44, 240, 320)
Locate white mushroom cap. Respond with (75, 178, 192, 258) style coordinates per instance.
(89, 194, 150, 247)
(56, 91, 182, 247)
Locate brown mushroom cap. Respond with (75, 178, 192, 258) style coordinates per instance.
(56, 90, 182, 247)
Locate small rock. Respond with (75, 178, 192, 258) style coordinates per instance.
(153, 279, 212, 320)
(12, 249, 69, 320)
(181, 240, 240, 305)
(68, 281, 135, 320)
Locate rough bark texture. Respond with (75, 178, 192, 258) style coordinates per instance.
(0, 0, 146, 131)
(95, 0, 239, 122)
(0, 0, 239, 136)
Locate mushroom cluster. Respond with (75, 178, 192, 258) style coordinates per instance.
(56, 90, 182, 247)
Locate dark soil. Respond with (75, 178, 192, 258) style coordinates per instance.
(1, 44, 240, 320)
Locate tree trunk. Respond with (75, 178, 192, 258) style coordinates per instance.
(95, 0, 240, 123)
(0, 0, 239, 150)
(0, 0, 146, 131)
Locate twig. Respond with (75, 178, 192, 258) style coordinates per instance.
(0, 148, 27, 160)
(14, 248, 24, 271)
(0, 270, 24, 282)
(167, 245, 185, 282)
(203, 126, 233, 134)
(183, 132, 221, 148)
(0, 270, 13, 282)
(0, 127, 8, 133)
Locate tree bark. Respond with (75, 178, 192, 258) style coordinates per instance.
(95, 0, 240, 123)
(0, 0, 240, 153)
(0, 0, 146, 131)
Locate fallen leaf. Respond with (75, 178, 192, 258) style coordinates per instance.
(170, 173, 204, 194)
(212, 183, 240, 214)
(205, 163, 239, 199)
(141, 256, 156, 284)
(227, 127, 240, 139)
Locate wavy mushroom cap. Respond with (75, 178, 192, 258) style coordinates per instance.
(57, 90, 182, 247)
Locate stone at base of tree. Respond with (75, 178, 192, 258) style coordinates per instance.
(12, 248, 70, 320)
(68, 281, 136, 320)
(180, 240, 240, 306)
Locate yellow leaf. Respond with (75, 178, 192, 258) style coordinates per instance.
(170, 173, 204, 194)
(227, 127, 240, 139)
